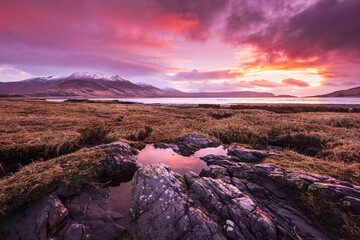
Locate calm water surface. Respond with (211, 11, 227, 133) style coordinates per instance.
(46, 97, 360, 105)
(107, 145, 228, 227)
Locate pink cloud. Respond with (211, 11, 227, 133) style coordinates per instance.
(0, 0, 359, 92)
(171, 69, 242, 81)
(240, 80, 280, 88)
(282, 78, 309, 87)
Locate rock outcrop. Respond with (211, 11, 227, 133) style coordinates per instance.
(156, 134, 220, 156)
(1, 142, 139, 240)
(129, 164, 331, 240)
(227, 145, 269, 163)
(1, 194, 69, 240)
(129, 155, 360, 240)
(94, 142, 141, 180)
(2, 138, 359, 240)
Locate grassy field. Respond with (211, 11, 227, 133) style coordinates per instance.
(0, 99, 360, 234)
(1, 99, 359, 180)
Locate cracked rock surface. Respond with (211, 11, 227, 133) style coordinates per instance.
(129, 163, 333, 240)
(2, 137, 360, 240)
(227, 145, 269, 163)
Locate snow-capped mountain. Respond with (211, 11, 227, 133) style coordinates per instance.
(0, 72, 172, 97)
(67, 72, 107, 80)
(0, 72, 280, 98)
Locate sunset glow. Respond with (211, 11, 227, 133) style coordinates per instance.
(0, 0, 359, 96)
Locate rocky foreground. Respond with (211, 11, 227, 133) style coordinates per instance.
(1, 135, 360, 240)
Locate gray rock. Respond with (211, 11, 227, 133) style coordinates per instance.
(158, 134, 220, 156)
(227, 145, 269, 163)
(1, 195, 69, 240)
(94, 142, 141, 180)
(62, 223, 86, 240)
(155, 142, 179, 152)
(129, 164, 224, 240)
(129, 164, 330, 240)
(62, 187, 128, 240)
(199, 165, 228, 179)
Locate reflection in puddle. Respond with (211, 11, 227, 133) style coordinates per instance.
(107, 145, 228, 227)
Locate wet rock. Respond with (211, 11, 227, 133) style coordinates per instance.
(94, 142, 141, 180)
(157, 134, 220, 156)
(129, 164, 330, 240)
(227, 145, 269, 163)
(61, 187, 129, 240)
(155, 142, 179, 152)
(1, 186, 130, 240)
(1, 195, 69, 240)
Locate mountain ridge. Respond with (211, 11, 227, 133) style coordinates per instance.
(0, 72, 292, 98)
(312, 86, 360, 97)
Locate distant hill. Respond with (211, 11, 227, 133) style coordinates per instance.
(313, 86, 360, 97)
(0, 72, 286, 98)
(0, 73, 171, 98)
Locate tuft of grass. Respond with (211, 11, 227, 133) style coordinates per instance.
(206, 124, 268, 146)
(78, 125, 114, 145)
(0, 148, 106, 222)
(0, 131, 83, 172)
(127, 126, 153, 141)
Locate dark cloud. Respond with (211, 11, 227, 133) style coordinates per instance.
(278, 0, 360, 59)
(223, 0, 360, 62)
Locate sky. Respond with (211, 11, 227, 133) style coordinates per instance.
(0, 0, 359, 96)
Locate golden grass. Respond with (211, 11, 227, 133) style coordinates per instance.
(1, 99, 360, 169)
(0, 148, 106, 222)
(0, 99, 359, 236)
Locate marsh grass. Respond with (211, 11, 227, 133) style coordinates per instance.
(0, 148, 106, 226)
(0, 99, 360, 236)
(1, 99, 360, 174)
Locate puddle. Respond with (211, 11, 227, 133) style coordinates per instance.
(107, 144, 228, 227)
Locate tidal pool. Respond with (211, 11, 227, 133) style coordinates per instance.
(107, 144, 228, 226)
